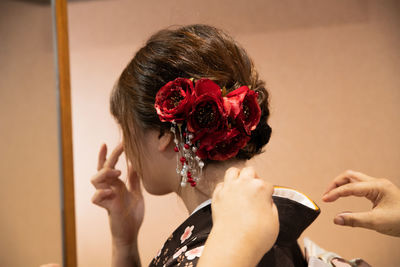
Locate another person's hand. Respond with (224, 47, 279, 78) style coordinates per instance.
(322, 170, 400, 237)
(212, 167, 279, 252)
(198, 167, 279, 267)
(91, 143, 145, 248)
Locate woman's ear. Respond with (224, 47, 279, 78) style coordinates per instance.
(158, 130, 173, 152)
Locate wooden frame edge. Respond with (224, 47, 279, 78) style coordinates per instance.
(54, 0, 77, 266)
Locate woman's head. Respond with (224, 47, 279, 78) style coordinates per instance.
(110, 24, 271, 193)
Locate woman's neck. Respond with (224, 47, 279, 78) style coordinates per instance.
(177, 159, 247, 214)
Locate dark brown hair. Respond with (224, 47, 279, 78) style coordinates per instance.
(110, 24, 271, 169)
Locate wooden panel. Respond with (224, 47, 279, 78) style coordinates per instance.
(54, 0, 77, 266)
(0, 1, 63, 266)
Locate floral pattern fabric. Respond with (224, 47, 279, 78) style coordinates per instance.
(149, 195, 321, 267)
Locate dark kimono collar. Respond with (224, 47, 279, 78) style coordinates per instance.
(272, 187, 320, 246)
(170, 187, 320, 248)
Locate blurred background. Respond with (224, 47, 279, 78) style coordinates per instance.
(1, 0, 399, 266)
(69, 0, 400, 266)
(0, 1, 63, 266)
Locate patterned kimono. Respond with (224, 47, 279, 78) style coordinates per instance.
(149, 187, 320, 267)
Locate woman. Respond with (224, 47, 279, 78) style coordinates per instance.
(91, 24, 320, 267)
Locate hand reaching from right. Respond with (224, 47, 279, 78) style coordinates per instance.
(323, 170, 400, 237)
(91, 143, 145, 248)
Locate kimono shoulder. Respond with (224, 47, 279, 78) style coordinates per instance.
(149, 206, 212, 267)
(149, 187, 320, 267)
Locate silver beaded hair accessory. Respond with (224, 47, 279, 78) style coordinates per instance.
(171, 122, 204, 187)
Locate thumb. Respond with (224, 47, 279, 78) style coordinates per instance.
(334, 211, 375, 230)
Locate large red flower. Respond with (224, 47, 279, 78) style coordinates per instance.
(154, 78, 194, 123)
(187, 79, 228, 138)
(155, 78, 260, 161)
(225, 86, 261, 134)
(196, 128, 250, 161)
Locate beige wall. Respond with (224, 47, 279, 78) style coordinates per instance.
(0, 1, 63, 266)
(68, 0, 400, 266)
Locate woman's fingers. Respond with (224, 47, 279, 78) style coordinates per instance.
(91, 188, 114, 206)
(97, 142, 124, 171)
(103, 143, 124, 169)
(97, 143, 107, 171)
(322, 181, 378, 202)
(91, 168, 122, 188)
(324, 170, 373, 195)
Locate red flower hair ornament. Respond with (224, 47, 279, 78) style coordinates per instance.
(154, 78, 261, 187)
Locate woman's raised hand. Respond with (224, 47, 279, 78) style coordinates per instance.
(91, 143, 145, 247)
(323, 170, 400, 237)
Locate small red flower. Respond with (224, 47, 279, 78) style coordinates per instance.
(241, 89, 261, 133)
(196, 128, 250, 161)
(224, 86, 248, 119)
(225, 86, 261, 134)
(154, 78, 194, 123)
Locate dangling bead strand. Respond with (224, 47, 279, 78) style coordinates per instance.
(171, 122, 205, 188)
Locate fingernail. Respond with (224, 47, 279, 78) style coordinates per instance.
(334, 216, 345, 225)
(322, 193, 331, 202)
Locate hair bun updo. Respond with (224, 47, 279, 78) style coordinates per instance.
(111, 24, 271, 163)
